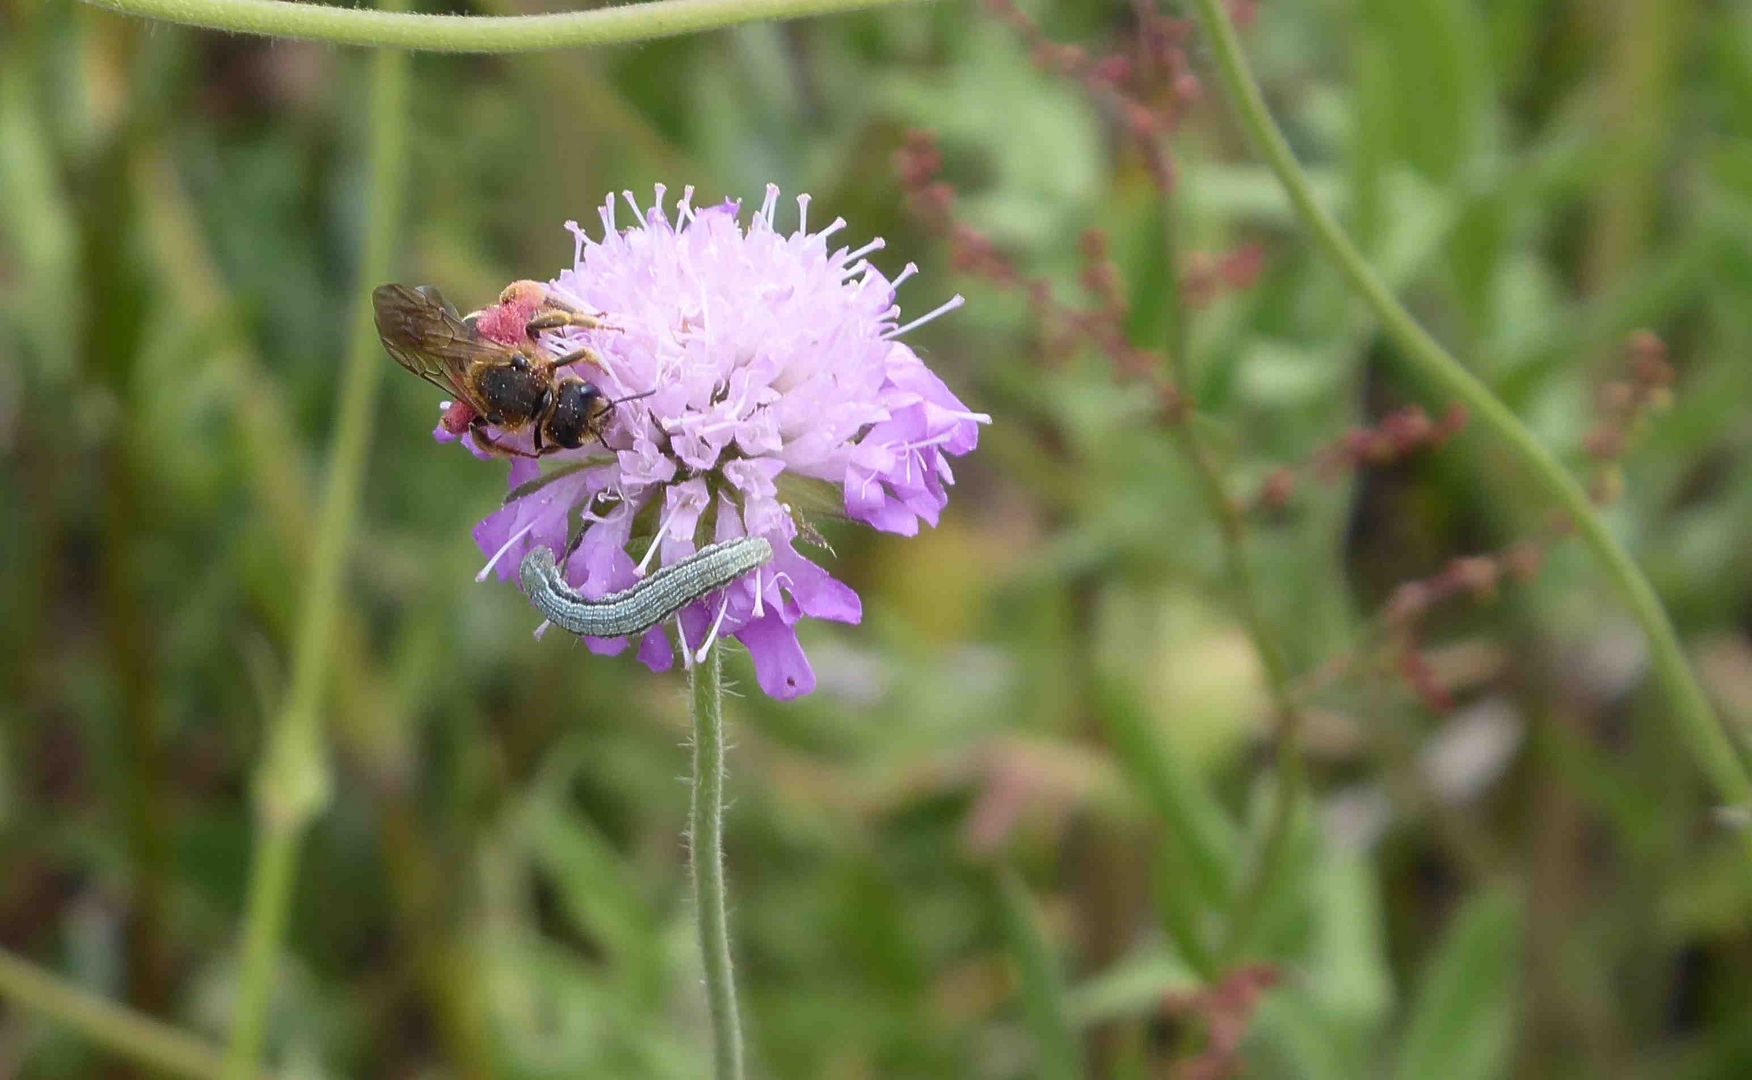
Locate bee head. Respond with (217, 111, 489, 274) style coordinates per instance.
(546, 380, 607, 449)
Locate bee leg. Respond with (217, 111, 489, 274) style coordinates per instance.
(469, 421, 541, 460)
(540, 344, 607, 372)
(526, 309, 620, 334)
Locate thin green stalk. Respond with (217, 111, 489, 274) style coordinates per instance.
(222, 29, 409, 1078)
(690, 643, 744, 1080)
(79, 0, 929, 52)
(1213, 736, 1299, 965)
(1184, 0, 1752, 819)
(0, 949, 259, 1079)
(993, 867, 1085, 1080)
(1588, 0, 1687, 304)
(139, 147, 497, 1073)
(1140, 130, 1304, 963)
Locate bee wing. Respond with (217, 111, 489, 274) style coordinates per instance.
(372, 283, 494, 403)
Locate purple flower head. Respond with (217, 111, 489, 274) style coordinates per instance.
(465, 185, 987, 699)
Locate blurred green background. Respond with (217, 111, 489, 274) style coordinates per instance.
(2, 0, 1751, 1076)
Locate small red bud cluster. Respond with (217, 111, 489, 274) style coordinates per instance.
(1163, 964, 1282, 1080)
(1381, 541, 1545, 714)
(982, 0, 1204, 194)
(899, 3, 1274, 419)
(1225, 0, 1260, 29)
(1253, 404, 1469, 513)
(1294, 335, 1675, 712)
(894, 133, 1024, 290)
(895, 132, 1162, 388)
(1183, 244, 1267, 308)
(1582, 330, 1676, 504)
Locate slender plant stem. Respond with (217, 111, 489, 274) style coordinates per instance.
(1138, 129, 1304, 963)
(79, 0, 929, 52)
(1184, 0, 1752, 818)
(1213, 733, 1299, 964)
(135, 153, 500, 1076)
(992, 867, 1084, 1080)
(222, 28, 409, 1078)
(689, 643, 745, 1080)
(0, 949, 256, 1079)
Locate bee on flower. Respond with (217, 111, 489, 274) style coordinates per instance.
(458, 184, 987, 699)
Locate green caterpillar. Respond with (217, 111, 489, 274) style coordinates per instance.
(520, 537, 774, 638)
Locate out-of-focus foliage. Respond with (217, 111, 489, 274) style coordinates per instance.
(1, 0, 1749, 1076)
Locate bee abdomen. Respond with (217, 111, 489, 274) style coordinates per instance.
(474, 364, 548, 426)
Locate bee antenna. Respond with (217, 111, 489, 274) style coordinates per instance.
(606, 388, 659, 408)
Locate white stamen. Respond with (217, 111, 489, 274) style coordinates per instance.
(477, 519, 539, 582)
(845, 237, 885, 263)
(891, 262, 919, 289)
(599, 193, 617, 236)
(676, 615, 693, 671)
(900, 432, 956, 455)
(770, 570, 796, 600)
(883, 294, 965, 339)
(760, 183, 780, 226)
(533, 619, 553, 640)
(752, 566, 765, 618)
(796, 193, 810, 235)
(853, 469, 875, 497)
(650, 183, 668, 225)
(695, 591, 732, 663)
(636, 501, 685, 575)
(819, 217, 847, 241)
(679, 185, 697, 223)
(622, 189, 643, 224)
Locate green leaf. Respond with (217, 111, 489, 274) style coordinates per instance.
(992, 867, 1084, 1080)
(1308, 852, 1393, 1036)
(1065, 947, 1200, 1029)
(1357, 0, 1489, 185)
(1392, 887, 1523, 1080)
(1093, 671, 1237, 976)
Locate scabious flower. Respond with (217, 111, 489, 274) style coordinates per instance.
(462, 185, 987, 699)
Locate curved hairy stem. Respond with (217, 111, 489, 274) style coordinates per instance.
(78, 0, 929, 52)
(690, 643, 745, 1080)
(1184, 0, 1752, 819)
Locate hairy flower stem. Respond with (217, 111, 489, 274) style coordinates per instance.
(690, 643, 745, 1080)
(222, 29, 408, 1078)
(1185, 0, 1752, 826)
(79, 0, 928, 52)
